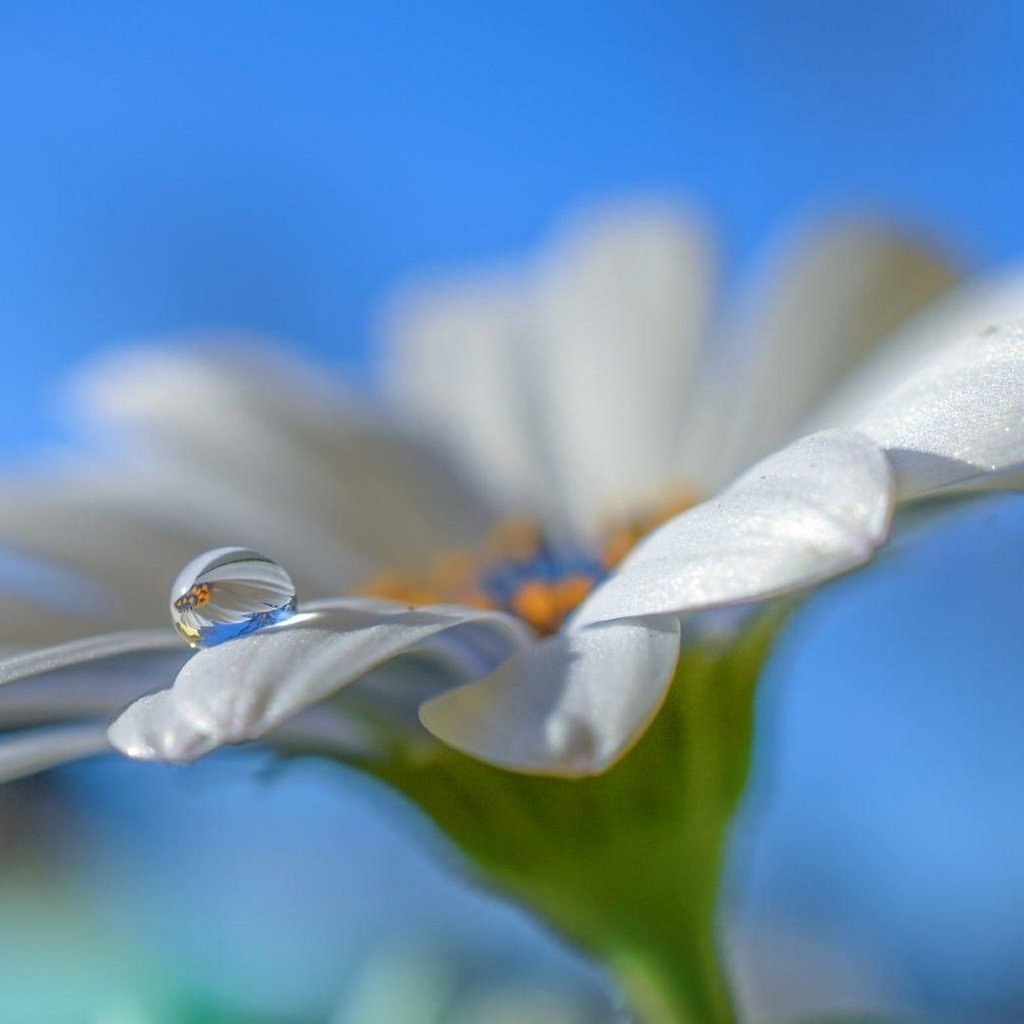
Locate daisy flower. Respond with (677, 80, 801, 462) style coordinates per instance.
(0, 202, 1021, 782)
(1, 201, 1023, 1023)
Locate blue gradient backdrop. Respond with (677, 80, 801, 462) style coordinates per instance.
(2, 1, 1024, 1017)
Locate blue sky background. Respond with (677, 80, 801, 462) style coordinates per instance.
(2, 1, 1023, 449)
(3, 1, 1024, 1018)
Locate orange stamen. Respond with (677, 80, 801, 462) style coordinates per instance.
(553, 574, 593, 616)
(511, 580, 560, 634)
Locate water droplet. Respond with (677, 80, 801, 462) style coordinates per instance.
(170, 547, 297, 648)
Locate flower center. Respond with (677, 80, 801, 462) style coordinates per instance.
(173, 582, 212, 613)
(358, 490, 699, 636)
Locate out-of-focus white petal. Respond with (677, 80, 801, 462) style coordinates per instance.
(573, 429, 893, 626)
(811, 262, 1024, 429)
(0, 467, 364, 603)
(853, 323, 1024, 498)
(705, 222, 956, 487)
(108, 598, 532, 762)
(532, 202, 714, 531)
(383, 203, 713, 535)
(420, 615, 680, 776)
(0, 722, 111, 783)
(0, 628, 182, 685)
(261, 706, 382, 763)
(74, 343, 495, 572)
(382, 274, 551, 517)
(0, 631, 187, 727)
(338, 646, 517, 742)
(0, 590, 125, 649)
(0, 471, 364, 646)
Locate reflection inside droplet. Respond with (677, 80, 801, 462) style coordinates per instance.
(170, 546, 297, 648)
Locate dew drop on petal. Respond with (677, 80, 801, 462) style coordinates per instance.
(170, 546, 297, 648)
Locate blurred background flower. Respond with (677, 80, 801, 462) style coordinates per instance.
(2, 2, 1024, 1021)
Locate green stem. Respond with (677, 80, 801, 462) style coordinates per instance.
(488, 819, 735, 1023)
(346, 607, 786, 1023)
(627, 874, 736, 1022)
(615, 944, 735, 1024)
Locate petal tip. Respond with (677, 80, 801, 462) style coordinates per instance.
(420, 616, 681, 778)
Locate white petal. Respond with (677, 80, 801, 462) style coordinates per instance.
(0, 630, 187, 726)
(108, 599, 532, 762)
(704, 222, 956, 487)
(0, 721, 111, 783)
(0, 628, 182, 685)
(573, 429, 893, 626)
(532, 202, 713, 531)
(382, 272, 552, 517)
(74, 342, 495, 571)
(0, 593, 121, 649)
(419, 615, 681, 776)
(0, 478, 362, 650)
(383, 202, 713, 534)
(0, 466, 365, 621)
(809, 261, 1024, 428)
(852, 323, 1024, 498)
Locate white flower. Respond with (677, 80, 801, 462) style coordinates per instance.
(1, 201, 1023, 781)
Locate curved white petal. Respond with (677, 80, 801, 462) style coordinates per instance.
(851, 323, 1024, 499)
(108, 599, 532, 762)
(0, 721, 111, 783)
(573, 429, 894, 626)
(419, 615, 681, 776)
(73, 343, 495, 572)
(702, 222, 956, 488)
